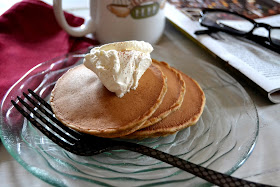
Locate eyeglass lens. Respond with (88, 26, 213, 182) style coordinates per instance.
(271, 29, 280, 46)
(201, 11, 255, 34)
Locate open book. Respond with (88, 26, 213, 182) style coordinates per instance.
(165, 0, 280, 103)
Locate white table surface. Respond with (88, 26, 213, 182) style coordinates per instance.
(1, 1, 280, 186)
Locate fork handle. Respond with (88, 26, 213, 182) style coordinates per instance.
(119, 142, 269, 187)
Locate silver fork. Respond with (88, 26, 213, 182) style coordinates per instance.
(11, 89, 270, 187)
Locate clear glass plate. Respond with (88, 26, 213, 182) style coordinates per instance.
(0, 46, 259, 186)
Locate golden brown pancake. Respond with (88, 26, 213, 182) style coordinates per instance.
(50, 64, 167, 138)
(139, 59, 186, 129)
(124, 70, 206, 139)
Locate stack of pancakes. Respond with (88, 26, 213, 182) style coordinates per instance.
(50, 59, 205, 139)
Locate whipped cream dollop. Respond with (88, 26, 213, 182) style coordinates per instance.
(83, 41, 153, 97)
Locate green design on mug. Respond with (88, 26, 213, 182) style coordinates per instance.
(130, 2, 160, 19)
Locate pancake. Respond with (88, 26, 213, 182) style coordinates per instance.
(139, 59, 186, 129)
(50, 64, 167, 138)
(124, 70, 205, 139)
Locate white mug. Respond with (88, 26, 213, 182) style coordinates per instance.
(53, 0, 166, 44)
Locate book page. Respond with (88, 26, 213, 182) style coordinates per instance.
(166, 0, 280, 103)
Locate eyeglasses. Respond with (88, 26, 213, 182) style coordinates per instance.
(195, 8, 280, 54)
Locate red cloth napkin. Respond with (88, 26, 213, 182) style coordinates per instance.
(0, 0, 98, 100)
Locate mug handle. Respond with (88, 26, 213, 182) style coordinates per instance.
(53, 0, 94, 37)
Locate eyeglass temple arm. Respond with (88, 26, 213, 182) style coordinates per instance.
(194, 28, 280, 54)
(245, 35, 280, 54)
(194, 29, 221, 35)
(196, 22, 247, 35)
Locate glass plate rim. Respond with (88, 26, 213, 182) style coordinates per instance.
(0, 47, 260, 186)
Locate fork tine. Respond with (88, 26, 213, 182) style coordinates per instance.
(11, 99, 74, 149)
(28, 89, 53, 112)
(15, 95, 77, 144)
(24, 91, 82, 139)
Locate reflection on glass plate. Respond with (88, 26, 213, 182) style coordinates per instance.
(0, 46, 259, 186)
